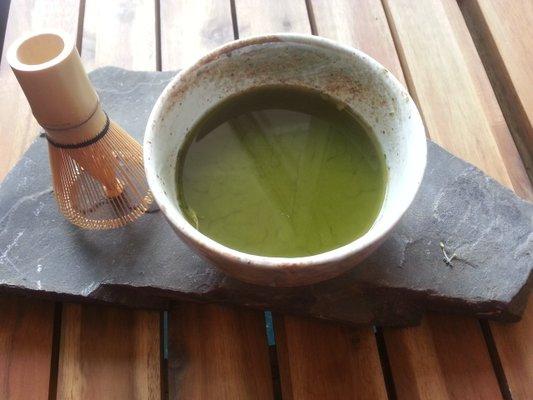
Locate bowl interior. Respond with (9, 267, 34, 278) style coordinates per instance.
(145, 35, 426, 262)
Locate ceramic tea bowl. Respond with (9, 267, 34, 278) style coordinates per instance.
(144, 34, 426, 287)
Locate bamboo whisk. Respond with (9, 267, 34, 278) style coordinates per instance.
(7, 32, 152, 229)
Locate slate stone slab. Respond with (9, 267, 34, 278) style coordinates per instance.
(0, 67, 531, 326)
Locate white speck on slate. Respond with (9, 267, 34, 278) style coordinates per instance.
(33, 201, 45, 216)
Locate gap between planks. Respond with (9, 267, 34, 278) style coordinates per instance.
(0, 1, 83, 398)
(159, 1, 276, 398)
(458, 0, 533, 183)
(380, 0, 532, 398)
(232, 1, 391, 399)
(56, 1, 163, 398)
(3, 1, 528, 398)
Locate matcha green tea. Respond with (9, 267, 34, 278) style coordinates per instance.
(176, 86, 387, 257)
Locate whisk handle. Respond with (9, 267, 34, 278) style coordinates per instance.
(7, 31, 98, 132)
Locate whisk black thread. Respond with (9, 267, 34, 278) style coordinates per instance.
(46, 112, 110, 149)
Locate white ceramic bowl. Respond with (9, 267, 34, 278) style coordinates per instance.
(144, 34, 426, 287)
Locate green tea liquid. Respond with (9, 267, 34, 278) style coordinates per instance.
(176, 86, 387, 257)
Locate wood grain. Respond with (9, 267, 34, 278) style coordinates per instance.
(55, 2, 161, 398)
(234, 0, 311, 38)
(160, 0, 234, 70)
(275, 316, 387, 400)
(0, 2, 79, 398)
(489, 301, 533, 399)
(232, 2, 389, 399)
(459, 0, 533, 181)
(382, 0, 531, 200)
(82, 0, 156, 71)
(0, 0, 81, 180)
(57, 304, 160, 399)
(309, 0, 403, 80)
(1, 1, 528, 400)
(464, 2, 533, 390)
(0, 296, 55, 400)
(380, 0, 533, 398)
(386, 315, 502, 399)
(168, 303, 274, 399)
(312, 1, 532, 399)
(161, 5, 274, 398)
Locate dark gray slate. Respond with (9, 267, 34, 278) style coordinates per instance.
(0, 67, 531, 326)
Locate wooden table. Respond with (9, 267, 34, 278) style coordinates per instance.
(0, 1, 531, 399)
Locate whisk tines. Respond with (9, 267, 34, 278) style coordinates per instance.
(8, 30, 152, 229)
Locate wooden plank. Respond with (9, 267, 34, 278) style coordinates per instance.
(386, 315, 502, 399)
(81, 0, 156, 70)
(311, 1, 533, 399)
(459, 0, 533, 181)
(310, 0, 404, 80)
(160, 6, 274, 398)
(234, 0, 311, 38)
(168, 303, 274, 399)
(57, 304, 160, 399)
(0, 2, 80, 398)
(489, 301, 533, 399)
(275, 316, 388, 400)
(481, 0, 533, 371)
(380, 0, 533, 398)
(0, 0, 81, 179)
(382, 0, 531, 200)
(160, 0, 234, 70)
(455, 6, 533, 390)
(56, 2, 161, 399)
(232, 2, 389, 399)
(0, 296, 55, 400)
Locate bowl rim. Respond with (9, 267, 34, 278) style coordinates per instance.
(144, 32, 427, 271)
